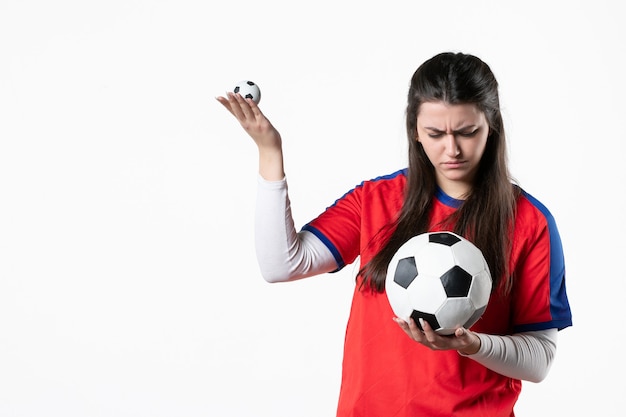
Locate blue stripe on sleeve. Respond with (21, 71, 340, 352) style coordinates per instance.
(521, 191, 573, 331)
(301, 224, 345, 272)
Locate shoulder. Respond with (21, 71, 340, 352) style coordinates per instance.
(515, 188, 559, 231)
(514, 187, 564, 252)
(318, 169, 407, 218)
(352, 168, 407, 204)
(356, 168, 408, 193)
(330, 168, 407, 202)
(517, 188, 556, 218)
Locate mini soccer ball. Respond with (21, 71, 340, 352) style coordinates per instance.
(233, 80, 261, 104)
(385, 231, 492, 335)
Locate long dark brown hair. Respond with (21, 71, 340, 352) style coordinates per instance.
(360, 52, 519, 294)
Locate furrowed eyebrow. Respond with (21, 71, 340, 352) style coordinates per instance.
(424, 125, 478, 133)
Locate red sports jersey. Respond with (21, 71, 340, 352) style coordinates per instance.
(302, 169, 572, 417)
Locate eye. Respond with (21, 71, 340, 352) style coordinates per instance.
(458, 129, 479, 138)
(427, 133, 444, 139)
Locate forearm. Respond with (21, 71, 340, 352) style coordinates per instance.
(462, 328, 558, 382)
(258, 146, 285, 181)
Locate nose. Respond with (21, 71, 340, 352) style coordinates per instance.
(444, 133, 461, 157)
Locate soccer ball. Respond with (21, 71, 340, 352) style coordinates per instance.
(385, 231, 492, 335)
(233, 80, 261, 104)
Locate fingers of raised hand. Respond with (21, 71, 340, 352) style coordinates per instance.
(216, 92, 248, 117)
(229, 92, 263, 120)
(216, 95, 235, 115)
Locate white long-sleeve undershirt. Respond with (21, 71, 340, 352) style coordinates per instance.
(255, 175, 337, 282)
(254, 175, 558, 382)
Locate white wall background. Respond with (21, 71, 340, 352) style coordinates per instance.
(1, 0, 624, 415)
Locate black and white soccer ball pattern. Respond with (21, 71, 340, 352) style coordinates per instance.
(233, 80, 261, 104)
(386, 231, 492, 335)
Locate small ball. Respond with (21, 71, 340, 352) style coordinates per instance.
(233, 80, 261, 104)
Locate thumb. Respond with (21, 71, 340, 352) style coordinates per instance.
(456, 328, 481, 355)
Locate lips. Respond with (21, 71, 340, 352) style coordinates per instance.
(443, 160, 466, 168)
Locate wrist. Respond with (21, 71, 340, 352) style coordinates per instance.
(458, 333, 481, 356)
(258, 148, 285, 181)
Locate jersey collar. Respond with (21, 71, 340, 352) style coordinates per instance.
(435, 186, 463, 209)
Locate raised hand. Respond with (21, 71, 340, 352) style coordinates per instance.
(216, 92, 285, 181)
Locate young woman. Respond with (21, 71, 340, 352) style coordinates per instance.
(217, 52, 572, 417)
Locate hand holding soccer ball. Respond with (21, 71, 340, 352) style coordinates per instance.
(216, 80, 284, 180)
(386, 231, 492, 336)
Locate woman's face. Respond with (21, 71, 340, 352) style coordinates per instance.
(416, 101, 489, 199)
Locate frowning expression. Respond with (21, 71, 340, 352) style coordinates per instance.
(416, 101, 489, 199)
